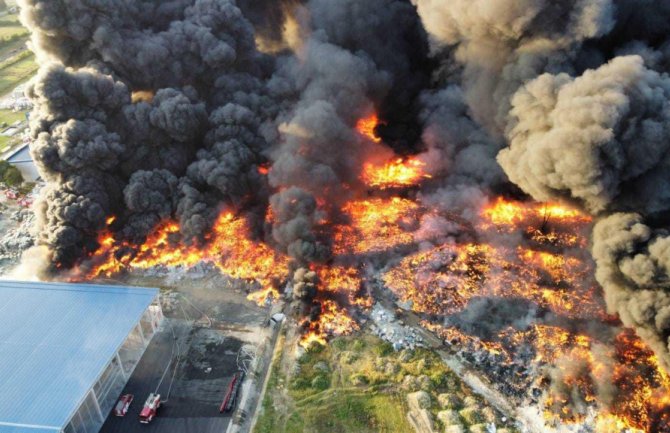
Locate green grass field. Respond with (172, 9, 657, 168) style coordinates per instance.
(0, 13, 29, 60)
(0, 35, 27, 60)
(0, 51, 36, 96)
(0, 13, 35, 98)
(0, 14, 27, 40)
(0, 109, 27, 153)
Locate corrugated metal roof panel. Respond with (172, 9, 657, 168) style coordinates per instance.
(0, 280, 158, 432)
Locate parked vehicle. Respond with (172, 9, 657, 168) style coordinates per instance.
(220, 371, 245, 413)
(113, 394, 134, 417)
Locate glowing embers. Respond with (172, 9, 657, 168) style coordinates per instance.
(83, 212, 289, 304)
(480, 197, 592, 247)
(333, 197, 421, 255)
(541, 329, 670, 432)
(314, 264, 371, 309)
(383, 243, 489, 316)
(383, 242, 602, 319)
(609, 330, 670, 432)
(362, 157, 432, 190)
(482, 197, 589, 226)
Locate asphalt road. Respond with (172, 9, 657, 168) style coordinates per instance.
(99, 323, 232, 433)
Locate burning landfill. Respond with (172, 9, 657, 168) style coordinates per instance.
(10, 0, 670, 431)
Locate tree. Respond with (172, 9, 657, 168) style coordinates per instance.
(3, 166, 23, 186)
(0, 161, 23, 186)
(0, 1, 8, 12)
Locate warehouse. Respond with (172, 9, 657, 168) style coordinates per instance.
(0, 280, 163, 433)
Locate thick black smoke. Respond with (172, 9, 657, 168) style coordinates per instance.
(20, 0, 276, 264)
(266, 0, 431, 263)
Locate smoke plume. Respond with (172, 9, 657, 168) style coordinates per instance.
(17, 0, 670, 396)
(415, 0, 670, 374)
(592, 213, 670, 372)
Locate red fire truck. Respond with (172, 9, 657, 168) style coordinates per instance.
(139, 393, 161, 424)
(220, 372, 245, 413)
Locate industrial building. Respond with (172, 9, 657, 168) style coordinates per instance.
(0, 280, 163, 433)
(5, 143, 40, 182)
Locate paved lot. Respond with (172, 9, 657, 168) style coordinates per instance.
(100, 322, 234, 433)
(100, 276, 272, 433)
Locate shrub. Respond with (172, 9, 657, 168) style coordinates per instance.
(311, 374, 330, 391)
(459, 407, 484, 425)
(306, 340, 325, 354)
(331, 337, 347, 350)
(430, 371, 449, 388)
(340, 351, 358, 364)
(374, 341, 394, 357)
(438, 393, 462, 409)
(351, 339, 366, 352)
(437, 410, 461, 426)
(469, 424, 488, 433)
(0, 160, 9, 177)
(2, 164, 22, 186)
(290, 377, 310, 390)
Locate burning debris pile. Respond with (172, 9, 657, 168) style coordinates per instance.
(15, 0, 670, 431)
(395, 200, 670, 433)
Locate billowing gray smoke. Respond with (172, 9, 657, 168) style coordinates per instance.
(592, 213, 670, 372)
(499, 55, 670, 215)
(18, 0, 670, 380)
(414, 0, 670, 374)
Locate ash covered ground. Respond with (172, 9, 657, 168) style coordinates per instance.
(0, 187, 37, 275)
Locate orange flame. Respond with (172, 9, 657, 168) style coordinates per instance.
(333, 197, 420, 255)
(79, 188, 670, 432)
(300, 299, 359, 348)
(82, 212, 289, 304)
(356, 114, 382, 143)
(362, 157, 431, 189)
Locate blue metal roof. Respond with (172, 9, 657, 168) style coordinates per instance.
(0, 280, 159, 432)
(6, 143, 31, 163)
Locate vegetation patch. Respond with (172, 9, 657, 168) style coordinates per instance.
(0, 51, 36, 96)
(253, 332, 519, 433)
(0, 159, 23, 186)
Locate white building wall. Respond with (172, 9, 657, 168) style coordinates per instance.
(62, 296, 163, 433)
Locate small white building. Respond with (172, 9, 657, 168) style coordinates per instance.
(6, 142, 39, 181)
